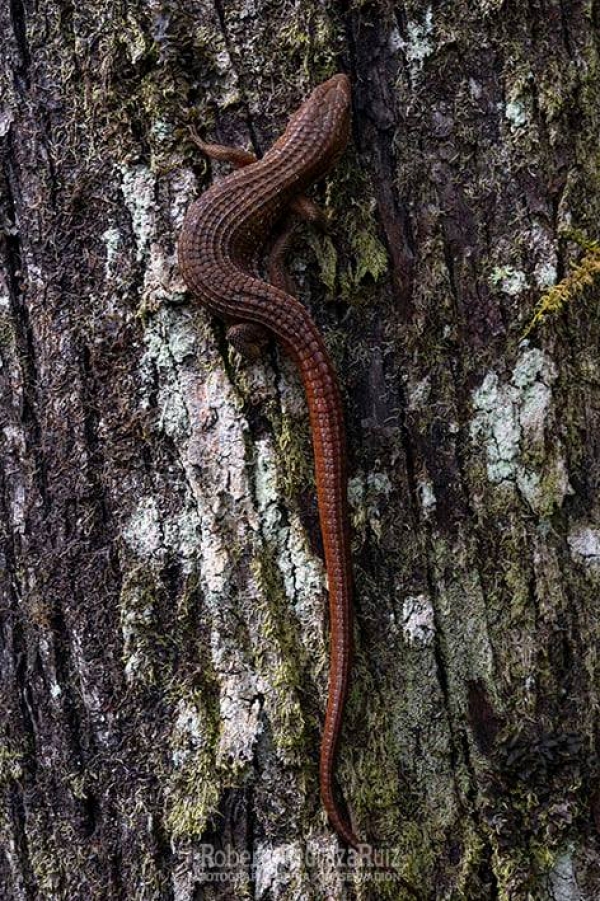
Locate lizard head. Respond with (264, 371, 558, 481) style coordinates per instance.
(303, 73, 352, 150)
(269, 74, 352, 178)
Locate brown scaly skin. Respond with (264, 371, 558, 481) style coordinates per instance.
(179, 76, 420, 898)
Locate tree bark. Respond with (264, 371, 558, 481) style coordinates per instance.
(1, 1, 599, 899)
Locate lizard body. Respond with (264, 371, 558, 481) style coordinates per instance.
(179, 74, 360, 851)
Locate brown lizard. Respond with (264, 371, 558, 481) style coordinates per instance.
(178, 75, 420, 896)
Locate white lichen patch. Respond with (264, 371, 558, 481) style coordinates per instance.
(399, 6, 434, 77)
(255, 439, 286, 544)
(169, 169, 198, 230)
(70, 624, 113, 747)
(151, 118, 173, 144)
(120, 164, 156, 262)
(215, 48, 239, 96)
(418, 479, 437, 517)
(567, 526, 600, 571)
(254, 842, 304, 898)
(489, 265, 528, 296)
(162, 505, 202, 574)
(407, 374, 432, 410)
(254, 439, 327, 665)
(252, 835, 348, 897)
(119, 579, 156, 684)
(348, 470, 393, 540)
(402, 594, 435, 646)
(255, 439, 303, 580)
(505, 99, 528, 129)
(535, 260, 558, 289)
(546, 848, 580, 901)
(3, 425, 27, 534)
(0, 107, 14, 138)
(141, 243, 188, 313)
(286, 512, 326, 614)
(471, 348, 572, 515)
(102, 226, 121, 280)
(123, 496, 164, 559)
(217, 672, 266, 773)
(140, 308, 197, 440)
(530, 222, 558, 290)
(388, 25, 403, 53)
(122, 490, 201, 576)
(173, 700, 206, 755)
(469, 78, 483, 101)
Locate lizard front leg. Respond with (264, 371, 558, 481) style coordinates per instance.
(188, 131, 330, 230)
(187, 129, 257, 168)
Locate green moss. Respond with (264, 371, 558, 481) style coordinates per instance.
(523, 233, 600, 337)
(349, 221, 389, 286)
(0, 746, 23, 785)
(338, 653, 435, 894)
(340, 197, 389, 302)
(165, 687, 221, 840)
(276, 7, 343, 83)
(118, 567, 161, 687)
(308, 232, 338, 295)
(251, 547, 310, 763)
(269, 408, 314, 499)
(307, 161, 389, 304)
(454, 827, 487, 899)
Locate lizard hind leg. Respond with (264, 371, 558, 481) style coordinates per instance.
(267, 198, 329, 295)
(289, 194, 330, 231)
(267, 214, 300, 295)
(226, 322, 270, 361)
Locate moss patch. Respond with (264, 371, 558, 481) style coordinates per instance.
(523, 232, 600, 337)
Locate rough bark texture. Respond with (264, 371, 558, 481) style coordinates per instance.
(1, 1, 599, 899)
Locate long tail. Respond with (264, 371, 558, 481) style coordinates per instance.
(288, 320, 356, 848)
(240, 285, 422, 898)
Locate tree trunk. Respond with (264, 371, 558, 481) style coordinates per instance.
(1, 1, 599, 899)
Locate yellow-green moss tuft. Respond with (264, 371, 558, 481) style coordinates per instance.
(523, 234, 600, 337)
(269, 408, 314, 499)
(251, 547, 309, 762)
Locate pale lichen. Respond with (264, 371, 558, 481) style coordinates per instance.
(122, 496, 164, 561)
(489, 265, 528, 296)
(402, 594, 435, 647)
(217, 671, 266, 774)
(348, 470, 393, 540)
(545, 847, 580, 901)
(101, 226, 121, 280)
(120, 164, 157, 262)
(470, 348, 572, 515)
(417, 479, 437, 517)
(505, 99, 528, 129)
(400, 7, 435, 76)
(567, 526, 600, 572)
